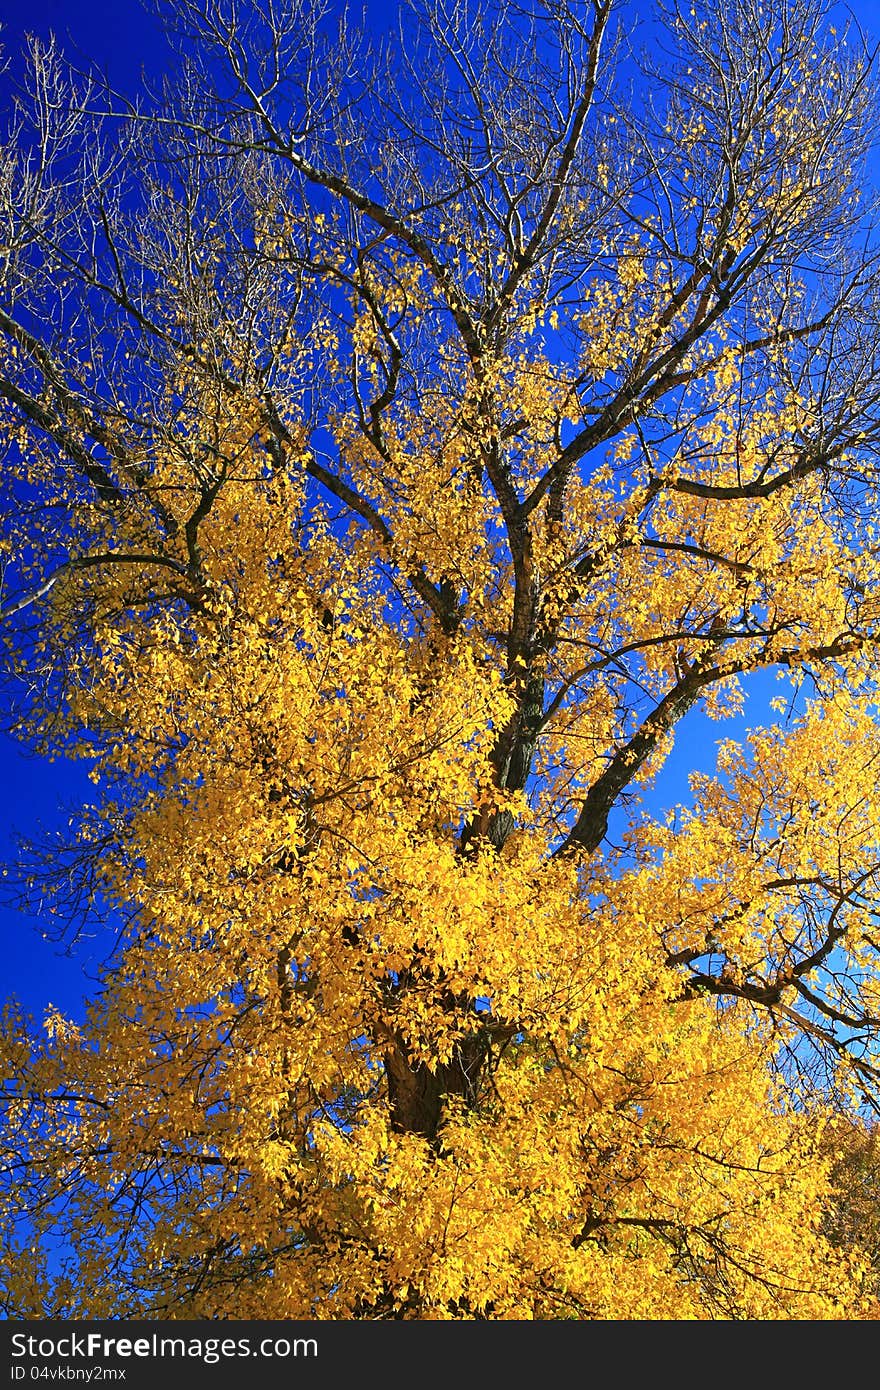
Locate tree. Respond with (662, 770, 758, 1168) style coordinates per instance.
(2, 0, 880, 1318)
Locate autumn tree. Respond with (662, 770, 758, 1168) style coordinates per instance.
(4, 0, 880, 1318)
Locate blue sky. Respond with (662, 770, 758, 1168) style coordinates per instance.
(2, 0, 880, 1022)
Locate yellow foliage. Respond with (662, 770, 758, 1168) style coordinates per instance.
(1, 0, 880, 1322)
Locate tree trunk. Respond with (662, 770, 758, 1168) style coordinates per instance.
(384, 1030, 486, 1140)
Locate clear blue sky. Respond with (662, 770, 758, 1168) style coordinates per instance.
(2, 0, 880, 1021)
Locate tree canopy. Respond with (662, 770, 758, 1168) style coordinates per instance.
(3, 0, 880, 1318)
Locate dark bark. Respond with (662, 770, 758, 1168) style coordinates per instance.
(460, 670, 545, 853)
(384, 1029, 487, 1140)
